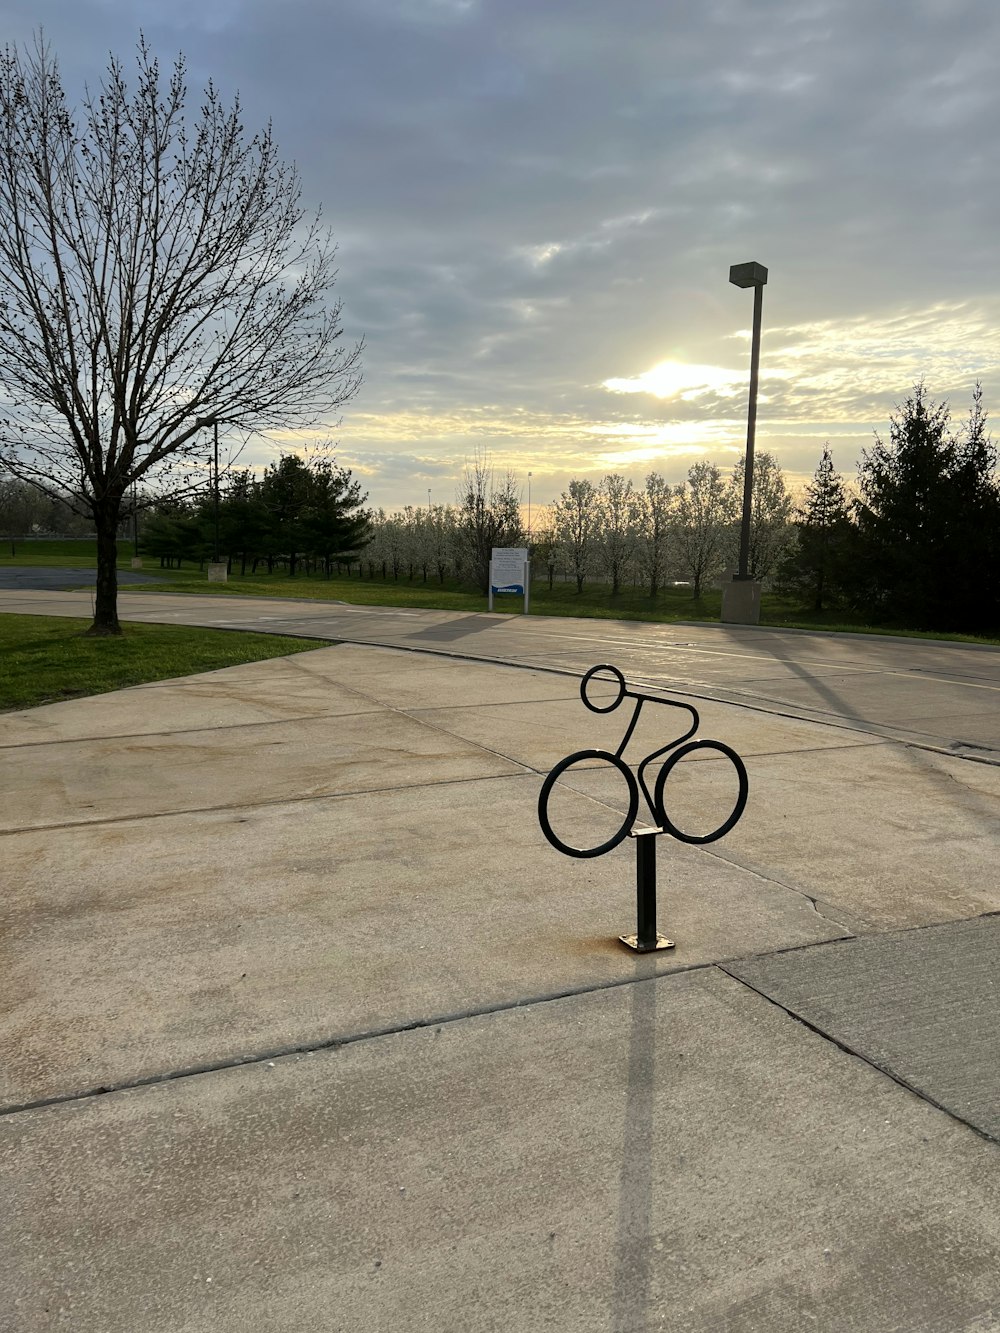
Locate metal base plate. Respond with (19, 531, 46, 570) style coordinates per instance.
(619, 933, 675, 954)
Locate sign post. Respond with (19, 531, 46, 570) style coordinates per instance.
(489, 546, 530, 613)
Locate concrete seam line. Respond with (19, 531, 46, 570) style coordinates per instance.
(0, 707, 387, 752)
(0, 936, 869, 1120)
(291, 635, 1000, 767)
(0, 964, 718, 1118)
(718, 966, 1000, 1147)
(0, 770, 537, 838)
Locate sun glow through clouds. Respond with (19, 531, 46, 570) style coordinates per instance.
(602, 360, 749, 400)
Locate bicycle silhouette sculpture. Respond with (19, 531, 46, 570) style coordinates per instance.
(538, 664, 749, 952)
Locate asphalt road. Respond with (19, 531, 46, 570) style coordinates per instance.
(0, 565, 160, 589)
(2, 582, 998, 759)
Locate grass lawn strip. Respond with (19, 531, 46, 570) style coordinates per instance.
(0, 614, 322, 712)
(3, 540, 998, 648)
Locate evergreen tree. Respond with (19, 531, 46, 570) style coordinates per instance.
(777, 446, 852, 611)
(303, 460, 371, 577)
(851, 382, 1000, 630)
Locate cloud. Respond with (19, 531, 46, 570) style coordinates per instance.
(5, 0, 1000, 504)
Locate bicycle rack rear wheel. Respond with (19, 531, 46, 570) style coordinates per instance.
(652, 739, 748, 845)
(538, 749, 639, 858)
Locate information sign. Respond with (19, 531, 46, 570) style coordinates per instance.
(491, 547, 527, 593)
(489, 547, 530, 613)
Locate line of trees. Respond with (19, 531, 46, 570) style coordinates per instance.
(140, 454, 371, 576)
(362, 379, 1000, 635)
(363, 452, 793, 599)
(0, 477, 95, 552)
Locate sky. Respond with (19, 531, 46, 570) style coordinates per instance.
(4, 0, 1000, 509)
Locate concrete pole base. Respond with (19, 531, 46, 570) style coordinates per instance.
(721, 578, 762, 624)
(207, 562, 229, 584)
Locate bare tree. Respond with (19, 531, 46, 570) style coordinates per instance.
(0, 35, 363, 632)
(455, 451, 524, 593)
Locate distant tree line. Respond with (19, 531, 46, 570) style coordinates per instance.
(8, 379, 996, 635)
(365, 452, 792, 601)
(367, 380, 1000, 634)
(0, 477, 94, 551)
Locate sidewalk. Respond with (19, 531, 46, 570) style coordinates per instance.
(2, 640, 1000, 1331)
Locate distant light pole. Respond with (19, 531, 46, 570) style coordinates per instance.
(427, 488, 431, 509)
(527, 471, 533, 539)
(728, 261, 767, 580)
(212, 420, 221, 563)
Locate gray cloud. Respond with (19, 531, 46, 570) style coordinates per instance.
(6, 0, 1000, 502)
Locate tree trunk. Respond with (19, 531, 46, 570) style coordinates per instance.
(88, 503, 122, 636)
(693, 572, 702, 599)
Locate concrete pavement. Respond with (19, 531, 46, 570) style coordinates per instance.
(2, 608, 1000, 1330)
(3, 583, 1000, 754)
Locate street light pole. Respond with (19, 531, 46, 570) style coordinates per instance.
(729, 261, 767, 580)
(721, 261, 768, 625)
(527, 471, 532, 539)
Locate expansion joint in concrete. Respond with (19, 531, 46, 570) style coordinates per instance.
(719, 966, 1000, 1148)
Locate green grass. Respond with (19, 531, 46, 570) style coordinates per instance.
(0, 614, 323, 711)
(0, 538, 107, 566)
(4, 539, 999, 647)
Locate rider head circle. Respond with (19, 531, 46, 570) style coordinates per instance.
(580, 664, 626, 714)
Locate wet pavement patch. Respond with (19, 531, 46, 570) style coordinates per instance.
(724, 913, 1000, 1140)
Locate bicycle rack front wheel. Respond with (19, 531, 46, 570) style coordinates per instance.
(653, 740, 749, 845)
(538, 750, 639, 858)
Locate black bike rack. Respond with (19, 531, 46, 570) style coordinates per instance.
(537, 664, 749, 953)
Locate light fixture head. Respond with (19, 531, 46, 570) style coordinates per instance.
(729, 261, 768, 288)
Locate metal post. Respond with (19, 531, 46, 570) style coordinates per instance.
(619, 829, 675, 953)
(213, 422, 221, 564)
(737, 280, 764, 580)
